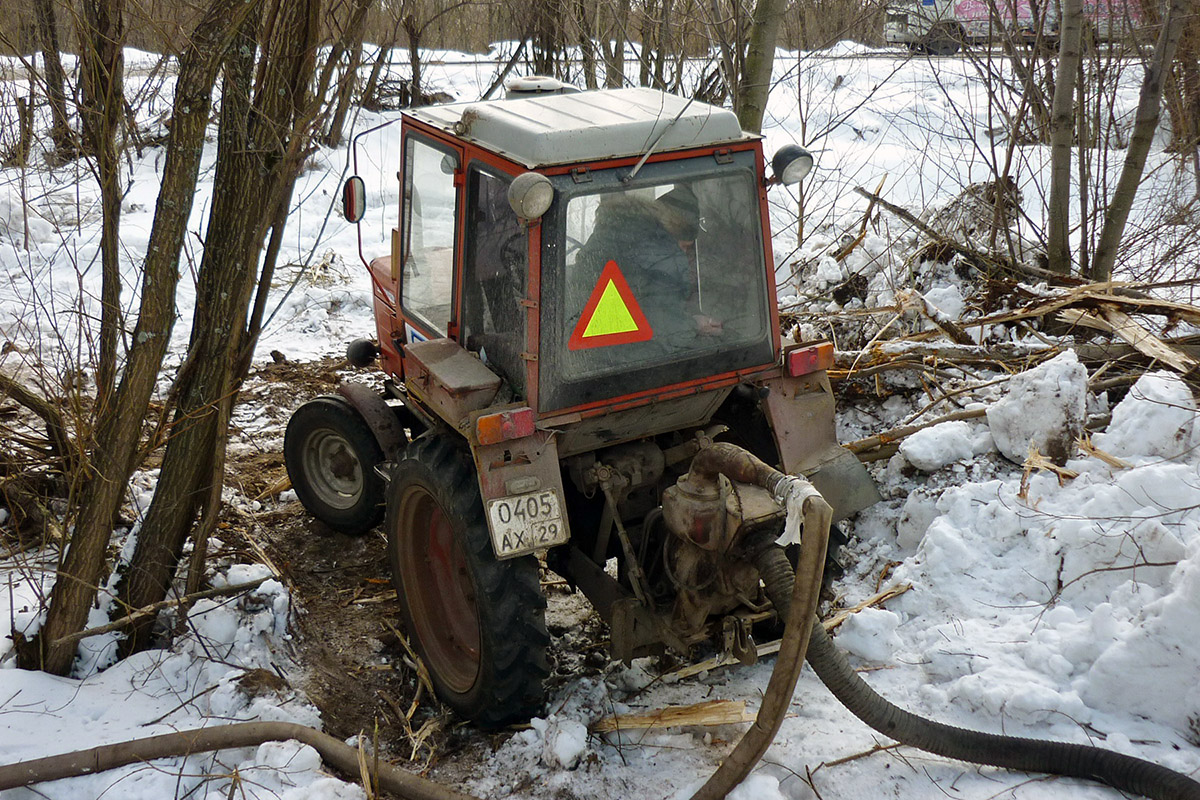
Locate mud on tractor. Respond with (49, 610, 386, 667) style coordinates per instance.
(284, 82, 878, 726)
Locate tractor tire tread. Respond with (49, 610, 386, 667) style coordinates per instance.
(389, 434, 549, 727)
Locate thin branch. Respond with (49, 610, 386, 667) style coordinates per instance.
(50, 577, 271, 650)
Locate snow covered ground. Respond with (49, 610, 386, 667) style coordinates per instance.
(2, 43, 1200, 800)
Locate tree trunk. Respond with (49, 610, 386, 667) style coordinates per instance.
(1046, 0, 1083, 274)
(319, 0, 372, 148)
(602, 0, 630, 88)
(576, 0, 598, 89)
(18, 0, 257, 676)
(403, 15, 423, 104)
(32, 0, 74, 156)
(1091, 0, 1188, 282)
(1143, 0, 1200, 153)
(360, 39, 394, 110)
(737, 0, 786, 133)
(118, 0, 321, 655)
(77, 0, 126, 411)
(323, 37, 363, 147)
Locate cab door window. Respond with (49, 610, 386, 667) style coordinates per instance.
(401, 136, 459, 336)
(462, 166, 527, 396)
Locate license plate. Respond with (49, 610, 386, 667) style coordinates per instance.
(486, 490, 568, 558)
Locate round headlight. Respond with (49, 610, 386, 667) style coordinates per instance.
(771, 144, 814, 185)
(508, 172, 554, 219)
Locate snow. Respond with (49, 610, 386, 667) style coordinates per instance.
(1094, 371, 1200, 462)
(987, 350, 1089, 464)
(3, 41, 1200, 800)
(898, 419, 985, 471)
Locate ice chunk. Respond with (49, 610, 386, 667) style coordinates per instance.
(541, 717, 589, 770)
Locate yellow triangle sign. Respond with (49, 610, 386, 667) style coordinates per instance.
(569, 260, 653, 350)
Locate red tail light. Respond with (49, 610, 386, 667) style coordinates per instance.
(785, 342, 835, 377)
(475, 407, 536, 445)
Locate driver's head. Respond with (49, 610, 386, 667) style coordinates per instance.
(655, 185, 700, 243)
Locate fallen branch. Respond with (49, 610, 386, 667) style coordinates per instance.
(844, 408, 988, 455)
(1077, 435, 1132, 469)
(0, 720, 480, 799)
(592, 700, 754, 734)
(0, 371, 77, 475)
(853, 186, 1073, 285)
(50, 577, 271, 651)
(822, 583, 912, 633)
(834, 175, 886, 263)
(1096, 304, 1199, 374)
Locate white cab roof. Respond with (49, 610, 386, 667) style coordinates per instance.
(408, 87, 751, 168)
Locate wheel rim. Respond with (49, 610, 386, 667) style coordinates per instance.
(301, 428, 364, 510)
(396, 484, 481, 694)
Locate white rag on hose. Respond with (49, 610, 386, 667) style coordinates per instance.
(772, 475, 823, 547)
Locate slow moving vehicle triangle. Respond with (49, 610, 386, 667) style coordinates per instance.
(568, 260, 653, 350)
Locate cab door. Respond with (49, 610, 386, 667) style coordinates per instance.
(398, 130, 463, 343)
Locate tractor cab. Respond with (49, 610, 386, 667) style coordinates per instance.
(368, 87, 784, 420)
(289, 85, 877, 727)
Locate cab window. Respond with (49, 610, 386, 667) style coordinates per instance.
(401, 135, 459, 336)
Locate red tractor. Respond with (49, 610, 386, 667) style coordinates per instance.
(284, 81, 879, 727)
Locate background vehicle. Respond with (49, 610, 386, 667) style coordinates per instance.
(885, 0, 1044, 54)
(884, 0, 1142, 54)
(285, 81, 878, 725)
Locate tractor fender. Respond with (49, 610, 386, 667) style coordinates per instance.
(336, 381, 407, 460)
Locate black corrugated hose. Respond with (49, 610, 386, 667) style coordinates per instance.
(757, 545, 1200, 800)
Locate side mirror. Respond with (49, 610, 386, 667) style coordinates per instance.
(771, 144, 814, 185)
(508, 172, 554, 220)
(342, 176, 366, 223)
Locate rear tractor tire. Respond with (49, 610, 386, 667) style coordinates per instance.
(387, 434, 549, 727)
(284, 395, 386, 534)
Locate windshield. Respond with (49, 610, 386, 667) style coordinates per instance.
(539, 151, 775, 413)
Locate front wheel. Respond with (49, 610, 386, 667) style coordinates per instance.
(284, 395, 385, 534)
(387, 434, 549, 727)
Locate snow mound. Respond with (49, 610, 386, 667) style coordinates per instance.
(834, 607, 903, 662)
(987, 351, 1088, 464)
(899, 419, 991, 472)
(1093, 371, 1200, 462)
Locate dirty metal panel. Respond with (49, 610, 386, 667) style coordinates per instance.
(403, 338, 501, 428)
(550, 389, 731, 458)
(472, 430, 571, 560)
(726, 481, 784, 528)
(762, 373, 881, 521)
(561, 547, 668, 663)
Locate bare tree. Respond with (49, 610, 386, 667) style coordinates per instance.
(116, 0, 326, 654)
(737, 0, 786, 133)
(1091, 0, 1191, 281)
(1047, 0, 1084, 274)
(17, 0, 260, 676)
(76, 0, 125, 410)
(32, 0, 74, 157)
(599, 0, 631, 87)
(320, 0, 373, 147)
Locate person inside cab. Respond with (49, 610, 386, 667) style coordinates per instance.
(572, 183, 722, 349)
